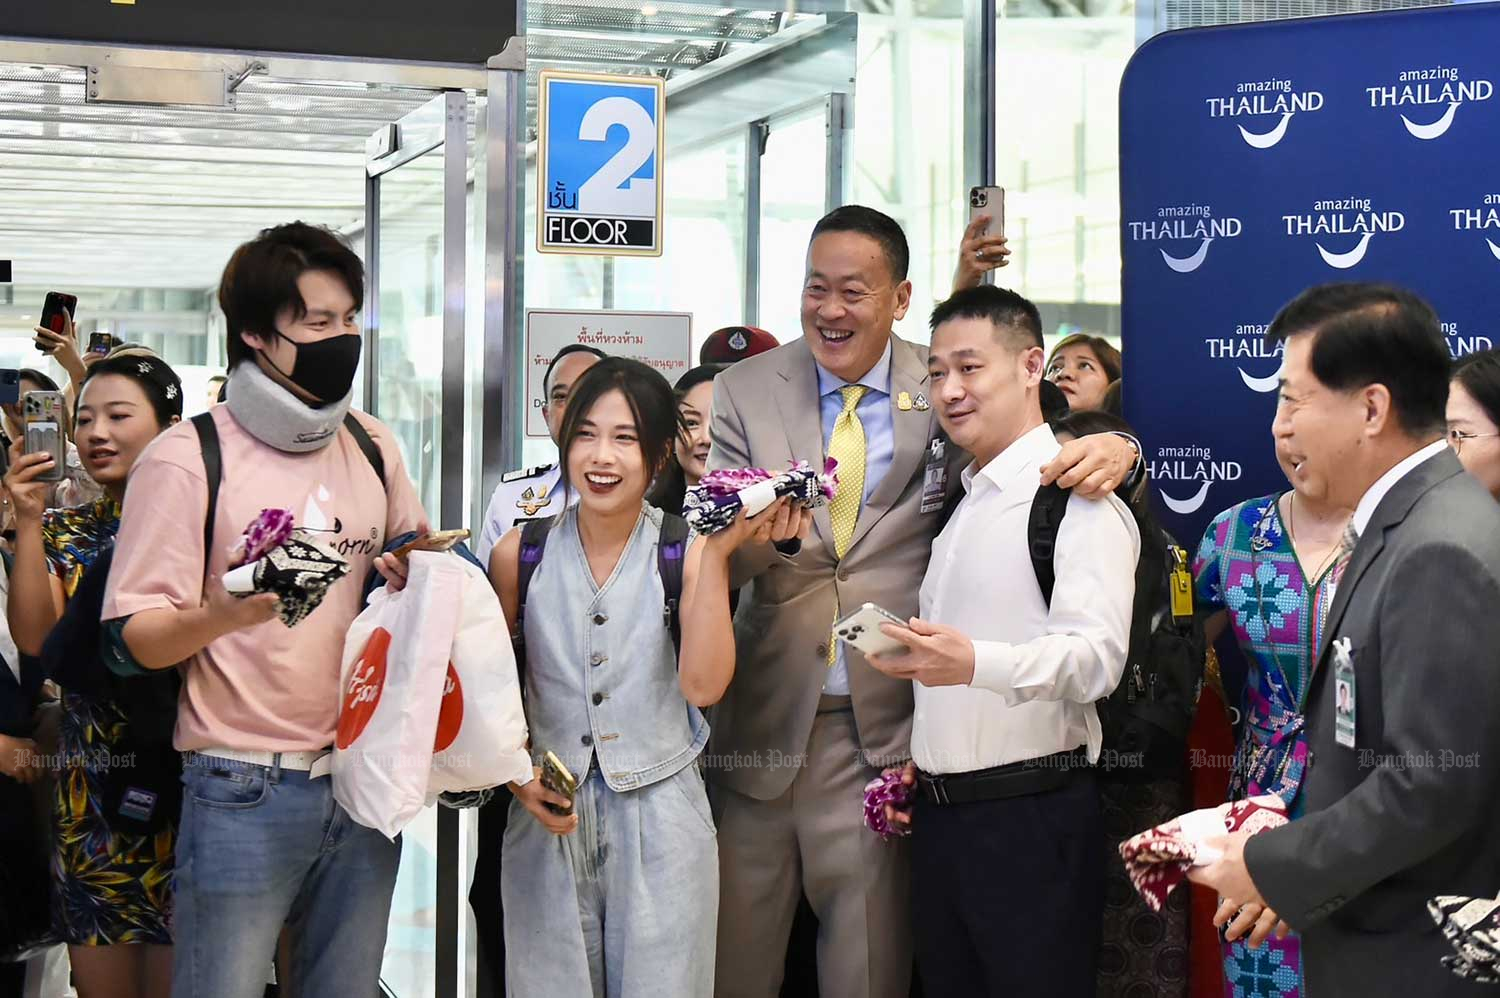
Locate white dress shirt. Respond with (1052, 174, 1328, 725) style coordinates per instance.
(1350, 440, 1449, 538)
(911, 424, 1141, 774)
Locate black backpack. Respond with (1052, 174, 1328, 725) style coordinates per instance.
(512, 513, 691, 685)
(1025, 482, 1205, 780)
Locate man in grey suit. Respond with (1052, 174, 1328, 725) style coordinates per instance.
(707, 205, 1141, 997)
(1191, 282, 1500, 996)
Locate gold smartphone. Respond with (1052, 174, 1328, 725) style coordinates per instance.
(392, 528, 470, 560)
(540, 750, 578, 816)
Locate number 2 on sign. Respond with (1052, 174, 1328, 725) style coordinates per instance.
(577, 97, 655, 214)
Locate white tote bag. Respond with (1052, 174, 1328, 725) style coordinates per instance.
(427, 556, 532, 799)
(333, 551, 462, 838)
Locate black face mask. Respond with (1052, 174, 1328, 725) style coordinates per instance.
(264, 332, 362, 404)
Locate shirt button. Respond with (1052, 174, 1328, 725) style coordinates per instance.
(591, 653, 607, 667)
(593, 613, 608, 625)
(837, 569, 849, 582)
(581, 734, 592, 747)
(592, 692, 604, 705)
(815, 643, 829, 659)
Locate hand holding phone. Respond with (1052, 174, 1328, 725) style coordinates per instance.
(88, 333, 118, 357)
(835, 603, 912, 658)
(540, 750, 578, 816)
(956, 186, 1011, 291)
(392, 528, 470, 561)
(39, 292, 77, 338)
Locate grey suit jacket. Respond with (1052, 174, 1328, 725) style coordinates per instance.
(1245, 448, 1500, 996)
(704, 336, 966, 800)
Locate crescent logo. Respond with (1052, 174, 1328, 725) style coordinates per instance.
(1238, 112, 1293, 149)
(1316, 232, 1374, 270)
(1239, 366, 1281, 393)
(1488, 238, 1500, 262)
(1161, 238, 1213, 273)
(1401, 101, 1460, 141)
(1160, 481, 1213, 515)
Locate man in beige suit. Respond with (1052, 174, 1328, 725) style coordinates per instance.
(708, 205, 1138, 997)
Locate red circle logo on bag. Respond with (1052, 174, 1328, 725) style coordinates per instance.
(336, 627, 391, 749)
(433, 663, 464, 752)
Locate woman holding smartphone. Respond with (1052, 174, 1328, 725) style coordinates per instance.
(488, 357, 809, 997)
(3, 348, 183, 998)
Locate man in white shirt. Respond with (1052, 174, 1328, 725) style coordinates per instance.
(474, 343, 603, 556)
(868, 284, 1140, 996)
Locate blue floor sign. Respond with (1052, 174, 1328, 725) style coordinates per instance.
(538, 71, 665, 256)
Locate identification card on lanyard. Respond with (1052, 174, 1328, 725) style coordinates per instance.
(920, 438, 948, 514)
(1332, 637, 1357, 749)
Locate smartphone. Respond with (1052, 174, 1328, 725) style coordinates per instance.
(834, 602, 911, 658)
(87, 332, 117, 357)
(393, 528, 470, 560)
(23, 391, 66, 484)
(0, 369, 20, 408)
(540, 750, 578, 817)
(969, 185, 1006, 238)
(39, 292, 77, 338)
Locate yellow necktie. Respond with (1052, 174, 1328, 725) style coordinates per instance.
(827, 385, 868, 665)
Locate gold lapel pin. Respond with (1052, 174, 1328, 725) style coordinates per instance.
(896, 391, 913, 411)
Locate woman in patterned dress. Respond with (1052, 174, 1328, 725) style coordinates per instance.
(1193, 436, 1353, 998)
(4, 349, 182, 998)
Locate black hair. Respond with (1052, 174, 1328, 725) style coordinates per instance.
(928, 284, 1044, 350)
(208, 374, 227, 386)
(558, 357, 684, 500)
(810, 205, 910, 282)
(1047, 333, 1123, 386)
(1452, 348, 1500, 430)
(219, 221, 364, 371)
(1039, 379, 1070, 423)
(647, 364, 728, 516)
(1052, 408, 1133, 439)
(1265, 283, 1449, 438)
(544, 344, 607, 397)
(79, 351, 184, 427)
(17, 369, 60, 394)
(1102, 378, 1123, 416)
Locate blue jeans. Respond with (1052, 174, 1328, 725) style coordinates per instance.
(172, 753, 401, 998)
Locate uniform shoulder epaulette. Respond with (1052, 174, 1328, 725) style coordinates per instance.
(501, 462, 555, 484)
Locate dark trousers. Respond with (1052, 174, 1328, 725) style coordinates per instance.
(471, 789, 511, 996)
(911, 773, 1104, 997)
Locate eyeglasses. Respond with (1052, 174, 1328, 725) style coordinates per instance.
(1447, 427, 1500, 453)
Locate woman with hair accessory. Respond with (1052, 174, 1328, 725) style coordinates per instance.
(3, 347, 184, 998)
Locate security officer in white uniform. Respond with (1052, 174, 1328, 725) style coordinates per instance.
(475, 343, 605, 556)
(470, 341, 603, 997)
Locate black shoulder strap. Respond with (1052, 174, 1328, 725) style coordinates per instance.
(513, 517, 555, 680)
(1027, 482, 1071, 608)
(342, 413, 386, 488)
(657, 514, 691, 657)
(192, 413, 221, 583)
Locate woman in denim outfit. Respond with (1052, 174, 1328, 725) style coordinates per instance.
(489, 357, 810, 997)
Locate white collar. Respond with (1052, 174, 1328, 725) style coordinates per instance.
(1351, 439, 1449, 537)
(959, 423, 1057, 495)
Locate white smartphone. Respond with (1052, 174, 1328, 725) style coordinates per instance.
(969, 185, 1006, 237)
(834, 602, 910, 658)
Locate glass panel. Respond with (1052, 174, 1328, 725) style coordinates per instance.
(758, 107, 828, 346)
(615, 131, 747, 359)
(375, 149, 447, 515)
(371, 146, 447, 998)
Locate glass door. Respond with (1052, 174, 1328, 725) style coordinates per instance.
(362, 90, 467, 998)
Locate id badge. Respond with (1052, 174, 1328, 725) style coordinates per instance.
(1332, 637, 1356, 749)
(920, 439, 947, 514)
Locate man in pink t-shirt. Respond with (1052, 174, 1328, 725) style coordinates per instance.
(103, 223, 427, 998)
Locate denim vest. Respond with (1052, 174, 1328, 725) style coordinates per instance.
(523, 504, 708, 791)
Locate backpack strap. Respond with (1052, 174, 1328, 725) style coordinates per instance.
(342, 413, 386, 488)
(1026, 482, 1071, 608)
(192, 413, 221, 585)
(656, 514, 691, 658)
(513, 517, 555, 688)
